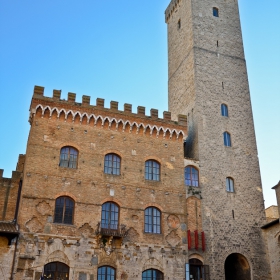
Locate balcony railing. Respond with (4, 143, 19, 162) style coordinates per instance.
(96, 222, 128, 238)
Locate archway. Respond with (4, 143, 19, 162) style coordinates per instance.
(43, 262, 69, 280)
(224, 253, 251, 280)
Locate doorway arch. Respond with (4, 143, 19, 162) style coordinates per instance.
(43, 262, 69, 280)
(224, 253, 251, 280)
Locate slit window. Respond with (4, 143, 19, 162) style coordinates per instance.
(226, 177, 234, 192)
(178, 19, 181, 29)
(213, 7, 219, 17)
(221, 104, 228, 117)
(223, 132, 231, 147)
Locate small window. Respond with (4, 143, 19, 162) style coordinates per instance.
(185, 166, 199, 187)
(59, 146, 78, 168)
(145, 207, 161, 234)
(104, 153, 121, 175)
(145, 160, 160, 181)
(142, 269, 163, 280)
(178, 19, 181, 29)
(54, 197, 74, 224)
(226, 177, 234, 192)
(213, 7, 219, 17)
(101, 202, 119, 230)
(223, 132, 231, 147)
(221, 104, 228, 117)
(98, 266, 116, 280)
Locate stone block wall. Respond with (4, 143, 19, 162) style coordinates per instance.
(166, 0, 271, 279)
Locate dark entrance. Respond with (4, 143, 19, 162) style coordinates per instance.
(186, 259, 210, 280)
(43, 262, 69, 280)
(225, 253, 251, 280)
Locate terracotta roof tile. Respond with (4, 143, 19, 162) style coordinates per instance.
(0, 221, 19, 234)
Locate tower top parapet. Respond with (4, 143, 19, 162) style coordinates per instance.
(165, 0, 181, 23)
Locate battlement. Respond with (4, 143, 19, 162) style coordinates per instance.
(32, 86, 186, 123)
(30, 86, 187, 140)
(165, 0, 182, 23)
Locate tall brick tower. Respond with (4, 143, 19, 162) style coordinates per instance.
(165, 0, 271, 279)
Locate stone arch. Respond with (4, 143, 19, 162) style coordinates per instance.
(189, 253, 204, 263)
(224, 253, 251, 280)
(45, 250, 70, 266)
(142, 257, 163, 272)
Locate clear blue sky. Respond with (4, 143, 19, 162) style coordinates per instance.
(0, 1, 279, 207)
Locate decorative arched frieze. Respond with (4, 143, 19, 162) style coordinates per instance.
(33, 104, 185, 139)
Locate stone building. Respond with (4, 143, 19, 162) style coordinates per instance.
(0, 155, 24, 280)
(0, 0, 273, 279)
(262, 182, 280, 280)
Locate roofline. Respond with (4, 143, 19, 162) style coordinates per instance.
(272, 180, 280, 189)
(261, 218, 279, 229)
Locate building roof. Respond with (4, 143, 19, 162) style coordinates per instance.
(0, 221, 19, 234)
(272, 181, 280, 189)
(261, 218, 280, 229)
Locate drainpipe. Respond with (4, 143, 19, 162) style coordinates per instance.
(10, 179, 22, 280)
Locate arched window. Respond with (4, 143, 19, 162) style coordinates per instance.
(54, 197, 74, 224)
(221, 104, 228, 117)
(213, 7, 219, 17)
(144, 207, 161, 234)
(104, 153, 121, 175)
(59, 146, 78, 168)
(43, 262, 69, 280)
(98, 266, 116, 280)
(226, 177, 234, 192)
(142, 269, 163, 280)
(223, 132, 231, 147)
(185, 166, 199, 187)
(145, 160, 160, 181)
(101, 202, 119, 230)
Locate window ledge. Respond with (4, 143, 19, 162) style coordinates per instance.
(53, 223, 76, 227)
(143, 232, 163, 236)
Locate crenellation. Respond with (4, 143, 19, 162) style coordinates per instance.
(163, 111, 171, 121)
(67, 92, 76, 102)
(34, 85, 44, 96)
(31, 87, 185, 128)
(82, 95, 90, 105)
(96, 97, 104, 107)
(165, 0, 181, 23)
(178, 114, 187, 126)
(124, 103, 132, 113)
(53, 89, 61, 99)
(110, 101, 118, 110)
(0, 169, 3, 178)
(137, 106, 145, 116)
(150, 108, 158, 119)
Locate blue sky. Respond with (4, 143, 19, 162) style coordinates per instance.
(0, 1, 279, 207)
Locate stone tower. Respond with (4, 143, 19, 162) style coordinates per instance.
(165, 0, 271, 279)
